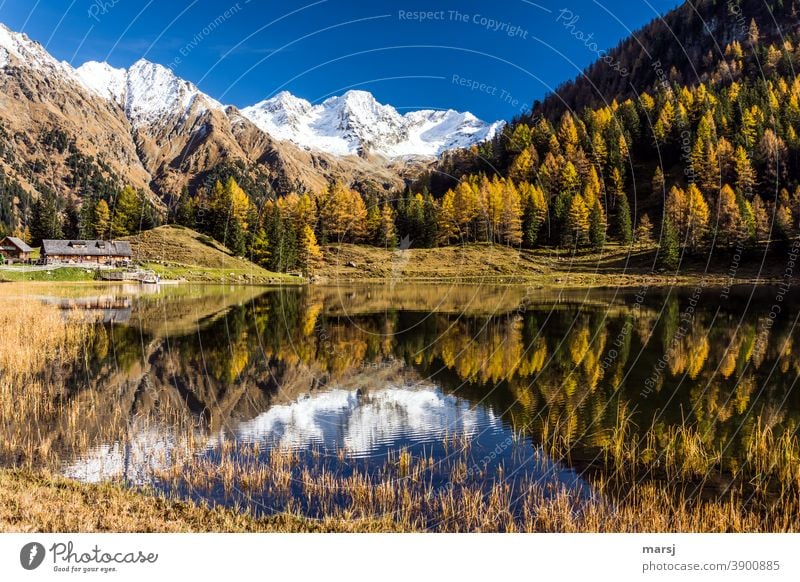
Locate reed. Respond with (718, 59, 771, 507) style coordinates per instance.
(1, 295, 799, 532)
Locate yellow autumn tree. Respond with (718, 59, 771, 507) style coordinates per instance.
(686, 183, 710, 250)
(299, 224, 323, 273)
(499, 180, 523, 245)
(717, 184, 742, 246)
(666, 185, 689, 241)
(566, 193, 590, 246)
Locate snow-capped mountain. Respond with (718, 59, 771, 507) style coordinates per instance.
(0, 22, 74, 78)
(76, 59, 225, 129)
(73, 60, 126, 104)
(0, 19, 499, 213)
(2, 20, 498, 160)
(242, 89, 503, 158)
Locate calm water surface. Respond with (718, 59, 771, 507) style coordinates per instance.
(9, 282, 800, 516)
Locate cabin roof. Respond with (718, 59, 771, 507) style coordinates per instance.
(41, 240, 133, 257)
(1, 236, 33, 253)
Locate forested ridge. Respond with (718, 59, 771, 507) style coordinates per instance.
(413, 0, 800, 269)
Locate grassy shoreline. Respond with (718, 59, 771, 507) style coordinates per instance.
(0, 470, 401, 533)
(3, 229, 794, 287)
(313, 242, 796, 286)
(0, 244, 798, 289)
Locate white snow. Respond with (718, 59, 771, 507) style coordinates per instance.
(0, 22, 76, 78)
(0, 22, 24, 62)
(232, 385, 486, 456)
(242, 89, 503, 158)
(74, 58, 225, 128)
(124, 59, 224, 128)
(75, 60, 127, 104)
(62, 426, 181, 484)
(62, 385, 492, 483)
(2, 19, 502, 157)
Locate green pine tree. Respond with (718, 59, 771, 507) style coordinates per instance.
(616, 192, 633, 245)
(30, 195, 63, 245)
(589, 200, 607, 250)
(658, 214, 680, 271)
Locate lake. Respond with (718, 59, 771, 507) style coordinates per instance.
(5, 282, 799, 526)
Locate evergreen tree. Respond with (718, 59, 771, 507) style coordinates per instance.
(263, 202, 298, 272)
(79, 197, 96, 239)
(589, 199, 607, 250)
(736, 190, 756, 245)
(616, 192, 633, 245)
(553, 189, 573, 244)
(421, 193, 439, 247)
(658, 214, 680, 271)
(175, 191, 196, 228)
(227, 218, 247, 256)
(30, 196, 62, 245)
(63, 199, 80, 239)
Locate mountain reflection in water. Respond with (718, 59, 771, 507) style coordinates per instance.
(7, 282, 799, 518)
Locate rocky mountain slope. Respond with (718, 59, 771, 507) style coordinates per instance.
(0, 21, 498, 224)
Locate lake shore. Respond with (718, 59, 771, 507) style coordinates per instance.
(313, 242, 797, 287)
(3, 237, 795, 288)
(2, 286, 799, 533)
(0, 470, 400, 533)
(3, 463, 798, 533)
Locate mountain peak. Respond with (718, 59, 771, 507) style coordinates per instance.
(243, 88, 499, 158)
(122, 58, 223, 127)
(2, 19, 499, 160)
(0, 21, 69, 74)
(75, 60, 127, 104)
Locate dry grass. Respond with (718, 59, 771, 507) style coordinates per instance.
(136, 436, 800, 533)
(1, 295, 798, 532)
(5, 442, 796, 533)
(0, 470, 404, 533)
(316, 242, 788, 286)
(124, 225, 300, 283)
(0, 298, 90, 463)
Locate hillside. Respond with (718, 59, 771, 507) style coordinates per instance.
(533, 0, 800, 119)
(406, 0, 800, 275)
(0, 20, 498, 239)
(124, 225, 300, 284)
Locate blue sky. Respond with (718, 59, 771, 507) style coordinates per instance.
(1, 0, 679, 121)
